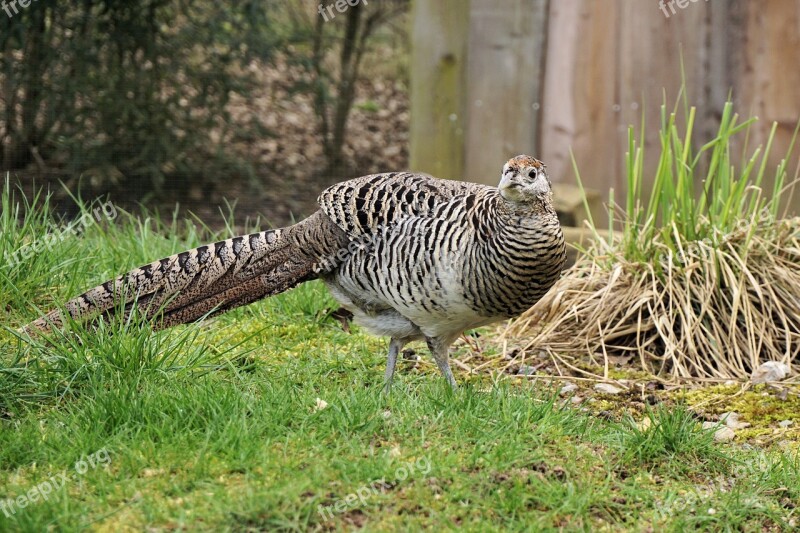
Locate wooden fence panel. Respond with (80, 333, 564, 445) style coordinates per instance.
(463, 0, 549, 184)
(409, 0, 471, 181)
(410, 0, 800, 219)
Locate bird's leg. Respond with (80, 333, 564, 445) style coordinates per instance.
(426, 336, 458, 389)
(383, 338, 405, 393)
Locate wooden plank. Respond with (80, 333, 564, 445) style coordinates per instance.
(538, 0, 717, 226)
(463, 0, 549, 185)
(738, 0, 800, 213)
(409, 0, 471, 181)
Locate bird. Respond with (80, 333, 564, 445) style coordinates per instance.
(22, 155, 566, 389)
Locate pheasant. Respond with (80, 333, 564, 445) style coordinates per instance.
(22, 155, 566, 388)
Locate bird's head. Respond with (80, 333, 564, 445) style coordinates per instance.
(498, 155, 552, 204)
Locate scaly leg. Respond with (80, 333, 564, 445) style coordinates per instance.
(426, 336, 458, 389)
(383, 338, 406, 393)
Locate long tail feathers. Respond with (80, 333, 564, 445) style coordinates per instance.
(22, 212, 343, 335)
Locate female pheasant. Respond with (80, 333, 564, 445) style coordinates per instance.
(23, 155, 566, 388)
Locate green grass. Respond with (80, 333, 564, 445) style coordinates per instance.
(1, 181, 798, 531)
(573, 86, 798, 266)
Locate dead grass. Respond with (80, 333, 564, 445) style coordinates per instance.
(506, 216, 800, 381)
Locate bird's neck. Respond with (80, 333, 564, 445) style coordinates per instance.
(497, 194, 557, 219)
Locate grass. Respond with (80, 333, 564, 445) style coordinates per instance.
(615, 404, 724, 468)
(509, 89, 800, 381)
(615, 99, 791, 261)
(0, 179, 798, 531)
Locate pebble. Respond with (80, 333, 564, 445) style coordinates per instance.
(314, 398, 329, 411)
(594, 383, 624, 395)
(559, 382, 579, 395)
(720, 412, 750, 430)
(714, 427, 736, 442)
(703, 422, 736, 442)
(779, 420, 793, 428)
(517, 365, 538, 376)
(750, 361, 790, 384)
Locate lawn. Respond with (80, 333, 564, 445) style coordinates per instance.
(1, 186, 798, 531)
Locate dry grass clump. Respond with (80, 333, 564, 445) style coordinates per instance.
(508, 96, 800, 381)
(509, 218, 800, 380)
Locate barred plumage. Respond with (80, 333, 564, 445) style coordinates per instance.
(22, 155, 566, 388)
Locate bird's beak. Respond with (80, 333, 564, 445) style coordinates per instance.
(499, 169, 516, 191)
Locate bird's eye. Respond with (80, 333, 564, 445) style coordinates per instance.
(528, 169, 537, 178)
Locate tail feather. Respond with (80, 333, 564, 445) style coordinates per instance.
(22, 211, 346, 335)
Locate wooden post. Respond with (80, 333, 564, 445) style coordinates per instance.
(464, 0, 549, 185)
(409, 0, 471, 181)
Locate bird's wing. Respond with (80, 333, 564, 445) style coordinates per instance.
(317, 172, 488, 238)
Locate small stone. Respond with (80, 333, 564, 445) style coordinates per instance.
(778, 420, 793, 428)
(559, 382, 579, 395)
(720, 412, 751, 430)
(594, 383, 624, 395)
(570, 396, 584, 405)
(715, 427, 736, 442)
(517, 365, 538, 376)
(703, 422, 735, 442)
(314, 398, 329, 411)
(750, 362, 791, 384)
(708, 508, 716, 515)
